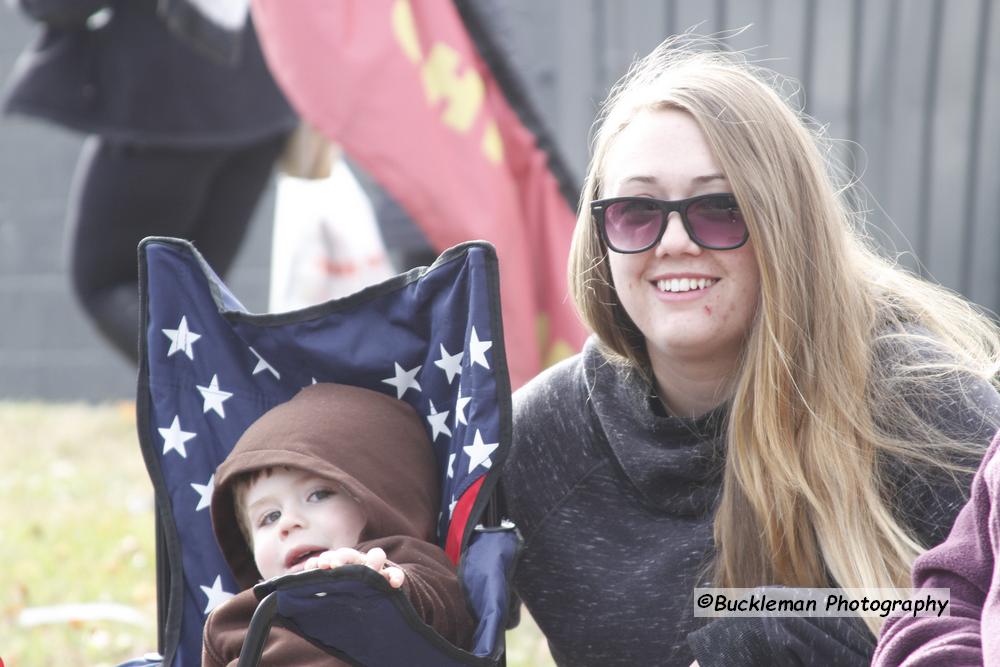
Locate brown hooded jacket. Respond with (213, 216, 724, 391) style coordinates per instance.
(201, 383, 475, 666)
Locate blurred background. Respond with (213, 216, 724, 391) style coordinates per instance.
(2, 0, 1000, 401)
(2, 1, 1000, 665)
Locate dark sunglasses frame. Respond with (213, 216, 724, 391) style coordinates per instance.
(591, 192, 749, 253)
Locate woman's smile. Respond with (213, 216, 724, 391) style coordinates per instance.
(651, 273, 720, 300)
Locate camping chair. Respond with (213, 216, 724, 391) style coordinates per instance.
(118, 237, 520, 666)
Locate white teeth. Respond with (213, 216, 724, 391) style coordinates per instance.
(656, 278, 716, 293)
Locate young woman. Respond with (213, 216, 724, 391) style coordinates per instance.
(503, 37, 1000, 666)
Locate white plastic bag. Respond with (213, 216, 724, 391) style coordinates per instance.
(269, 159, 395, 312)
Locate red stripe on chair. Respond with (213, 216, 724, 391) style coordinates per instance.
(445, 477, 485, 564)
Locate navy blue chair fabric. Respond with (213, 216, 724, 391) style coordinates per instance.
(129, 238, 517, 666)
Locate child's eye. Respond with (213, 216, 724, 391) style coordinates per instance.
(308, 489, 334, 502)
(258, 510, 281, 527)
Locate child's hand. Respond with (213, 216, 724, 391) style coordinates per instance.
(300, 546, 405, 588)
(359, 547, 406, 588)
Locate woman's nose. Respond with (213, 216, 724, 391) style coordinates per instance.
(654, 212, 701, 257)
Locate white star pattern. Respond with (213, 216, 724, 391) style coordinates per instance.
(158, 415, 196, 458)
(250, 347, 280, 379)
(191, 475, 214, 511)
(454, 390, 472, 427)
(381, 362, 422, 399)
(142, 237, 516, 649)
(162, 316, 201, 360)
(200, 575, 235, 614)
(468, 327, 492, 369)
(463, 429, 498, 473)
(426, 400, 452, 441)
(196, 375, 232, 418)
(433, 344, 463, 384)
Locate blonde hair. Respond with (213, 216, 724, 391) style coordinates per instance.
(569, 36, 1000, 634)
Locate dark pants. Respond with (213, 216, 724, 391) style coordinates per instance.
(66, 133, 288, 364)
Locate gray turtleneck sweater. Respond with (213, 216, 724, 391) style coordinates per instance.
(503, 337, 1000, 667)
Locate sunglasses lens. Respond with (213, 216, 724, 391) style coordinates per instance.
(603, 199, 663, 251)
(687, 195, 747, 248)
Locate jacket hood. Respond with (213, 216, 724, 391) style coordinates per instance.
(211, 383, 439, 588)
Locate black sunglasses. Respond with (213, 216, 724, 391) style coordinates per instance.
(591, 193, 749, 253)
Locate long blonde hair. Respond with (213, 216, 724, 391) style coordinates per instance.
(569, 37, 1000, 634)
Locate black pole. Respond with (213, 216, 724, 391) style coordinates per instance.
(715, 0, 727, 33)
(846, 0, 864, 167)
(915, 0, 944, 276)
(801, 0, 818, 116)
(960, 0, 991, 295)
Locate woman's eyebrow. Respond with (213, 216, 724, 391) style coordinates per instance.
(620, 173, 728, 187)
(620, 175, 659, 186)
(692, 173, 728, 184)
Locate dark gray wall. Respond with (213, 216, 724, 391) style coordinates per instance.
(3, 1, 999, 400)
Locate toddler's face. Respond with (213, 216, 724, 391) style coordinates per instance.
(245, 468, 365, 580)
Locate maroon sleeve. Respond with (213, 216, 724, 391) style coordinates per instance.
(872, 432, 1000, 667)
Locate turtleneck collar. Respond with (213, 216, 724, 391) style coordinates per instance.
(582, 338, 728, 516)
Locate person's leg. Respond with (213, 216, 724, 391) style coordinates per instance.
(66, 137, 220, 363)
(68, 133, 286, 363)
(186, 133, 288, 281)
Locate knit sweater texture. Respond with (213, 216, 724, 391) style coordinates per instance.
(504, 337, 1000, 666)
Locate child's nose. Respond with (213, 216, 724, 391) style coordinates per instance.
(279, 510, 306, 535)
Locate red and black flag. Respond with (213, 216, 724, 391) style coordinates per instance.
(251, 0, 587, 388)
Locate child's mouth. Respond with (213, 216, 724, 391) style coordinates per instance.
(285, 548, 325, 569)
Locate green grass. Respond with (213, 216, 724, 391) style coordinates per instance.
(0, 402, 554, 667)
